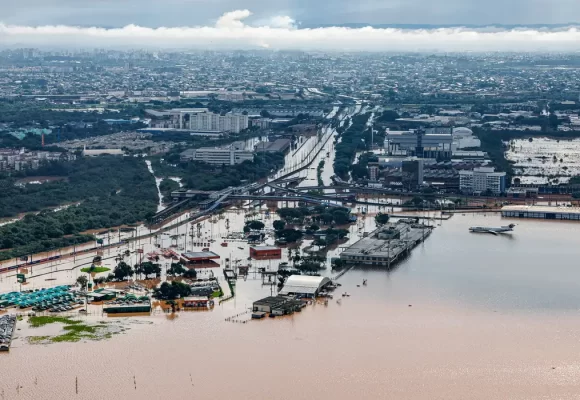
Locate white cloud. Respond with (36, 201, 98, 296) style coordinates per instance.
(215, 9, 253, 29)
(1, 10, 580, 51)
(267, 16, 296, 29)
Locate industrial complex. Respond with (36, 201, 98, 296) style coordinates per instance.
(340, 220, 433, 267)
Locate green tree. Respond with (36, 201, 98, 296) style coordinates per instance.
(76, 275, 88, 289)
(320, 213, 334, 225)
(246, 220, 265, 230)
(113, 261, 133, 281)
(153, 281, 192, 300)
(273, 220, 286, 231)
(167, 262, 187, 277)
(375, 213, 390, 225)
(183, 269, 197, 279)
(276, 228, 303, 243)
(331, 210, 350, 225)
(141, 261, 161, 278)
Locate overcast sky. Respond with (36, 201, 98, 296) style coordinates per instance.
(2, 1, 580, 51)
(3, 0, 580, 27)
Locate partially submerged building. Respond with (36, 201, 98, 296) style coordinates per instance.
(180, 251, 220, 267)
(252, 296, 305, 316)
(501, 205, 580, 221)
(278, 275, 332, 298)
(340, 221, 433, 267)
(249, 246, 282, 260)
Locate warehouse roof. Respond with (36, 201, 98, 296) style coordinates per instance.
(279, 275, 331, 296)
(181, 251, 220, 260)
(501, 205, 580, 215)
(250, 246, 280, 251)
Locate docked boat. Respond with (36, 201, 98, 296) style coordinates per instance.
(469, 224, 516, 235)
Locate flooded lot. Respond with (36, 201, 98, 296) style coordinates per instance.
(3, 213, 580, 399)
(506, 137, 580, 184)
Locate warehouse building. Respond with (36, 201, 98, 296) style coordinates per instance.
(180, 251, 220, 267)
(255, 139, 291, 153)
(501, 205, 580, 221)
(252, 296, 290, 313)
(278, 275, 332, 298)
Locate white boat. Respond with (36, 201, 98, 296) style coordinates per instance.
(469, 224, 516, 235)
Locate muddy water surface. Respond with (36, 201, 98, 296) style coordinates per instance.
(3, 214, 580, 399)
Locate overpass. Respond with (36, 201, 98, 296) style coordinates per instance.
(228, 194, 344, 207)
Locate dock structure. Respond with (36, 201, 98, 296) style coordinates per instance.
(339, 221, 433, 267)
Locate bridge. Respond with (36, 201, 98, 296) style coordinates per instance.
(228, 194, 344, 206)
(150, 198, 192, 223)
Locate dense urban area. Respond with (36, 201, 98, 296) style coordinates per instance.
(3, 48, 580, 398)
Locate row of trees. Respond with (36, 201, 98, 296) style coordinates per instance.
(334, 113, 372, 180)
(77, 261, 197, 289)
(153, 281, 193, 300)
(313, 228, 349, 248)
(276, 206, 352, 225)
(112, 261, 196, 281)
(150, 151, 285, 192)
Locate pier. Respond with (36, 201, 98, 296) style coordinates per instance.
(339, 221, 433, 268)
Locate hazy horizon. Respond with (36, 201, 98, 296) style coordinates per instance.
(2, 9, 580, 52)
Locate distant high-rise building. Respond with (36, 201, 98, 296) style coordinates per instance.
(175, 110, 248, 133)
(459, 167, 506, 194)
(368, 163, 379, 182)
(401, 159, 424, 189)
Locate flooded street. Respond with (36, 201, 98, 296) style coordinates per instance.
(3, 213, 580, 399)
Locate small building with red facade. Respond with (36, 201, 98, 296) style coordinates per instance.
(180, 251, 220, 267)
(249, 246, 282, 260)
(183, 296, 214, 308)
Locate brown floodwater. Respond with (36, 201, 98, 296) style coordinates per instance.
(3, 213, 580, 399)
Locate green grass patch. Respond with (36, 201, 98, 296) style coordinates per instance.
(29, 316, 82, 328)
(80, 267, 110, 273)
(51, 325, 100, 342)
(211, 289, 224, 298)
(51, 332, 83, 343)
(28, 316, 114, 343)
(63, 324, 97, 334)
(28, 336, 50, 343)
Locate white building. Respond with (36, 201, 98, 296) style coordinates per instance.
(82, 148, 124, 157)
(183, 146, 254, 166)
(459, 167, 506, 194)
(279, 275, 331, 298)
(146, 108, 249, 133)
(452, 127, 481, 151)
(180, 110, 248, 133)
